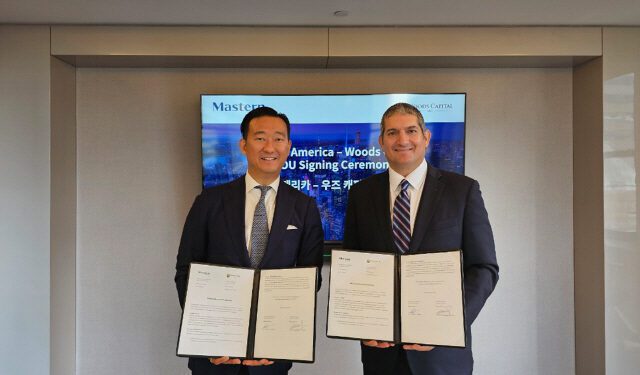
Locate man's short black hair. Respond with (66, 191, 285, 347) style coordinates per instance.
(240, 106, 291, 139)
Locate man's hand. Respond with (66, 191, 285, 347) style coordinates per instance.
(403, 344, 435, 351)
(242, 359, 274, 366)
(209, 357, 274, 366)
(209, 356, 241, 365)
(362, 340, 396, 348)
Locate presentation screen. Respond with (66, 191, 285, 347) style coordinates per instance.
(202, 94, 466, 243)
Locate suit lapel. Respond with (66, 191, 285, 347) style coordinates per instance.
(223, 177, 250, 266)
(410, 166, 444, 252)
(261, 181, 296, 267)
(374, 171, 397, 253)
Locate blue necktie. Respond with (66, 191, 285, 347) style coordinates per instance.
(250, 186, 270, 268)
(393, 179, 411, 254)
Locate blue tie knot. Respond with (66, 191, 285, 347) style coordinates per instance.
(400, 179, 410, 192)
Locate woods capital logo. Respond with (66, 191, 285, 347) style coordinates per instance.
(413, 103, 454, 111)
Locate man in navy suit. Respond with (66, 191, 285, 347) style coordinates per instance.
(343, 103, 499, 374)
(175, 107, 324, 375)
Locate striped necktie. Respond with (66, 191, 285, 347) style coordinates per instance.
(392, 179, 411, 254)
(250, 185, 270, 268)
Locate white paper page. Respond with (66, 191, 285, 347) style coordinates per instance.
(252, 267, 317, 361)
(177, 263, 255, 357)
(400, 251, 465, 347)
(327, 250, 395, 341)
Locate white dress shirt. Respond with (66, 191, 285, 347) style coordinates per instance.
(244, 173, 279, 256)
(388, 159, 428, 235)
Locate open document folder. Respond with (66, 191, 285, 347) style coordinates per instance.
(327, 249, 466, 348)
(177, 263, 318, 362)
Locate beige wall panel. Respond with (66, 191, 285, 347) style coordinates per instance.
(0, 25, 51, 375)
(329, 27, 602, 58)
(51, 26, 328, 61)
(50, 56, 77, 375)
(602, 27, 640, 375)
(604, 27, 640, 80)
(327, 55, 596, 69)
(56, 55, 327, 69)
(573, 57, 605, 375)
(76, 67, 574, 375)
(52, 26, 602, 69)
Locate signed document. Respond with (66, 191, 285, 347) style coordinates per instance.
(400, 251, 465, 347)
(176, 263, 254, 358)
(326, 250, 395, 341)
(327, 249, 465, 348)
(177, 263, 318, 362)
(253, 268, 317, 361)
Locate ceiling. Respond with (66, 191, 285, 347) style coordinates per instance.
(1, 0, 639, 26)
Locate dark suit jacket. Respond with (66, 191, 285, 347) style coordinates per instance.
(175, 176, 324, 375)
(343, 166, 499, 375)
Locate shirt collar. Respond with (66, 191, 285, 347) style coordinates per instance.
(245, 173, 280, 195)
(389, 159, 428, 191)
